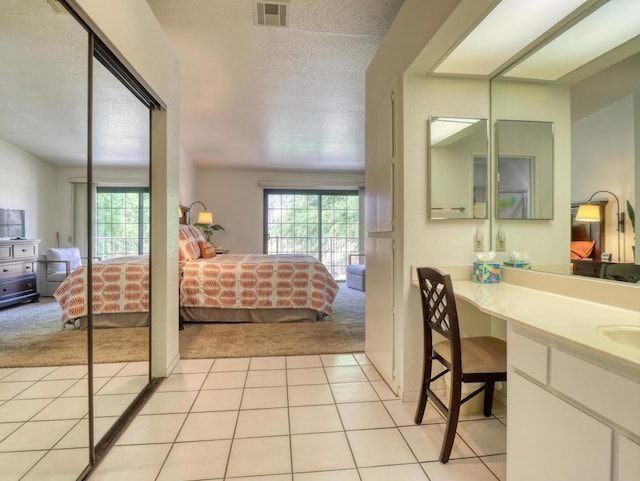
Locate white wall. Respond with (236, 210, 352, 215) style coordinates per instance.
(572, 94, 636, 263)
(193, 169, 365, 254)
(0, 139, 58, 248)
(179, 146, 197, 206)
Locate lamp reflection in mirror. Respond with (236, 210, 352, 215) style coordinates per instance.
(576, 190, 625, 263)
(185, 200, 211, 225)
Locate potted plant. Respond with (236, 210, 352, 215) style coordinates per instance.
(194, 222, 225, 243)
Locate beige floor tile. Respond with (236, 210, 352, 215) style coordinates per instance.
(360, 364, 383, 381)
(192, 388, 243, 412)
(359, 463, 430, 481)
(346, 428, 416, 467)
(156, 440, 231, 481)
(55, 416, 117, 449)
(456, 419, 507, 456)
(384, 399, 444, 427)
(88, 443, 171, 481)
(481, 453, 507, 481)
(95, 375, 149, 396)
(138, 390, 198, 415)
(2, 367, 55, 382)
(286, 355, 322, 369)
(232, 475, 292, 481)
(289, 404, 343, 434)
(118, 361, 149, 376)
(421, 457, 499, 481)
(330, 382, 379, 403)
(32, 397, 88, 421)
(400, 424, 475, 462)
(0, 451, 47, 481)
(245, 369, 286, 388)
(156, 373, 207, 392)
(320, 354, 358, 366)
(0, 419, 77, 452)
(0, 381, 33, 400)
(250, 356, 286, 370)
(353, 353, 370, 365)
(241, 386, 288, 409)
(370, 380, 398, 400)
(171, 358, 214, 374)
(177, 410, 238, 441)
(324, 366, 367, 383)
(235, 408, 289, 438)
(92, 363, 127, 378)
(15, 379, 77, 399)
(337, 401, 394, 430)
(0, 398, 54, 422)
(43, 365, 88, 381)
(294, 469, 359, 481)
(286, 368, 327, 386)
(21, 447, 89, 481)
(92, 393, 137, 417)
(0, 367, 19, 381)
(291, 432, 355, 473)
(288, 384, 334, 407)
(212, 357, 250, 372)
(116, 413, 186, 445)
(60, 377, 108, 397)
(202, 371, 247, 390)
(226, 436, 291, 477)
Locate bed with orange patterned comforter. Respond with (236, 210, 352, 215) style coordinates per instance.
(54, 255, 149, 328)
(179, 254, 339, 324)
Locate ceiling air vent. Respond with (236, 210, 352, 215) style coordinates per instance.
(255, 1, 289, 27)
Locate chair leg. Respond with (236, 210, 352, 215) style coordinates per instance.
(414, 356, 433, 424)
(440, 379, 461, 463)
(483, 381, 495, 417)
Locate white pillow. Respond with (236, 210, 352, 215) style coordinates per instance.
(46, 247, 82, 275)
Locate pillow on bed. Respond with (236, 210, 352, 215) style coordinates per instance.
(179, 225, 205, 261)
(570, 240, 595, 260)
(198, 241, 217, 258)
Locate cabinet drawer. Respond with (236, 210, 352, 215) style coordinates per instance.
(13, 243, 37, 258)
(508, 328, 548, 384)
(0, 245, 11, 260)
(0, 262, 34, 279)
(0, 274, 36, 300)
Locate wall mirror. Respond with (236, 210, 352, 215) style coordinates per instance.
(495, 120, 554, 220)
(428, 117, 488, 219)
(0, 1, 155, 478)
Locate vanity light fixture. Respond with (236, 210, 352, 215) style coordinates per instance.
(504, 0, 640, 81)
(432, 0, 587, 76)
(576, 190, 625, 263)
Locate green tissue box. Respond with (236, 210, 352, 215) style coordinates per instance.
(472, 262, 500, 284)
(503, 261, 531, 269)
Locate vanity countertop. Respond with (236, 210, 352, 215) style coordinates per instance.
(451, 280, 640, 376)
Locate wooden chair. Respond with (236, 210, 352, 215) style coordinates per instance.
(599, 263, 640, 283)
(414, 266, 507, 463)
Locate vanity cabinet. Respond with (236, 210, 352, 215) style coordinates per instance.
(0, 239, 40, 308)
(507, 326, 640, 481)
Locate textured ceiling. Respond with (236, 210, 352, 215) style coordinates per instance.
(147, 0, 405, 171)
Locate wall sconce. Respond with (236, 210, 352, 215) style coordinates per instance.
(185, 200, 212, 226)
(576, 190, 625, 263)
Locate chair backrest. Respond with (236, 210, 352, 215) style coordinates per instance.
(600, 263, 640, 283)
(46, 247, 82, 275)
(416, 267, 462, 364)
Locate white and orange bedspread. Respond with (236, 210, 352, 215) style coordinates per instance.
(180, 254, 338, 316)
(54, 255, 149, 326)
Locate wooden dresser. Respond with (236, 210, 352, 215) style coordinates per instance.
(0, 238, 40, 308)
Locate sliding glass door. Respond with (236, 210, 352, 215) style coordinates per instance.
(264, 190, 361, 280)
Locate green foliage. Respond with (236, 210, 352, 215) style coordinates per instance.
(194, 222, 225, 241)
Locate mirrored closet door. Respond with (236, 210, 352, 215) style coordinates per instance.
(0, 1, 155, 478)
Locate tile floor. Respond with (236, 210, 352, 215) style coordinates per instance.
(88, 353, 507, 481)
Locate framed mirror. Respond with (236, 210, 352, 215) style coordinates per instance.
(495, 119, 554, 220)
(428, 117, 489, 219)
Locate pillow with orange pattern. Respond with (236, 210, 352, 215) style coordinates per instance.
(198, 241, 217, 259)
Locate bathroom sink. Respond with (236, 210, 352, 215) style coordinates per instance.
(597, 325, 640, 350)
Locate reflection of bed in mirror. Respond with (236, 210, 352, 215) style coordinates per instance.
(571, 200, 607, 277)
(178, 224, 338, 325)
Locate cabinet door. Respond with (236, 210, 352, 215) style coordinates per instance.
(508, 372, 612, 481)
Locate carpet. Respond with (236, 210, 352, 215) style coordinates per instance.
(0, 283, 364, 367)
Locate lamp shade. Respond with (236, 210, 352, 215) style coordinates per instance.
(196, 211, 213, 225)
(575, 204, 601, 222)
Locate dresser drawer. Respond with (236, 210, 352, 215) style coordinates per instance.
(0, 274, 36, 300)
(13, 242, 38, 258)
(0, 261, 35, 279)
(0, 245, 11, 260)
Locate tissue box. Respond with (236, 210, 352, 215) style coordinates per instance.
(472, 262, 500, 283)
(503, 261, 531, 269)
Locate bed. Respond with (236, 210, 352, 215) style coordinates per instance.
(570, 200, 607, 262)
(178, 224, 338, 324)
(54, 255, 150, 328)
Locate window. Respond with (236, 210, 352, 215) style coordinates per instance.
(96, 187, 149, 259)
(264, 190, 361, 280)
